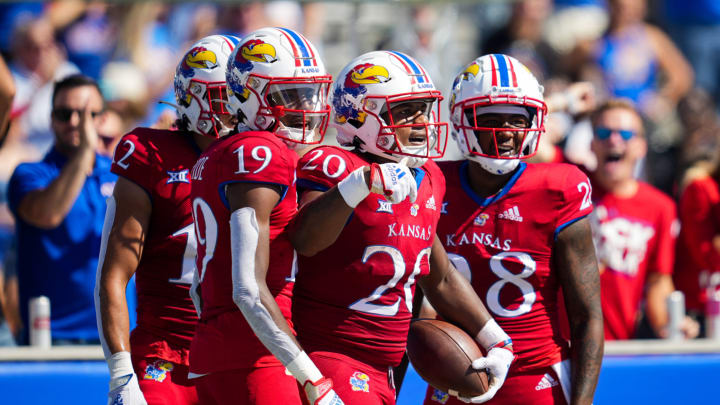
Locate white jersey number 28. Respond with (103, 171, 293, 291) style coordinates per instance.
(448, 251, 537, 318)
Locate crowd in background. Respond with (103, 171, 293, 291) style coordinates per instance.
(1, 0, 719, 346)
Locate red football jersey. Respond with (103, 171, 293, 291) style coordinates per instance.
(110, 128, 200, 364)
(675, 176, 720, 313)
(189, 131, 298, 374)
(591, 180, 678, 340)
(438, 161, 593, 372)
(293, 146, 445, 367)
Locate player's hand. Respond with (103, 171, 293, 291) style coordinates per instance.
(107, 372, 147, 405)
(302, 377, 344, 405)
(369, 160, 417, 204)
(454, 347, 514, 403)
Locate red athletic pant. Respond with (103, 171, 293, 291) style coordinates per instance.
(310, 351, 396, 405)
(193, 355, 303, 405)
(423, 360, 570, 405)
(133, 356, 199, 405)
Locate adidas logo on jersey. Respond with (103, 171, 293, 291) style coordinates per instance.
(498, 206, 523, 222)
(535, 373, 559, 391)
(426, 196, 437, 211)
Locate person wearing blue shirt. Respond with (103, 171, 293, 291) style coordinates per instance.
(7, 74, 132, 344)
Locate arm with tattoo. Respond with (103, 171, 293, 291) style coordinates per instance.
(555, 217, 603, 405)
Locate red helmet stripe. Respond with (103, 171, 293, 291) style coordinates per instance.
(505, 55, 518, 87)
(490, 54, 498, 87)
(277, 29, 301, 67)
(388, 52, 416, 84)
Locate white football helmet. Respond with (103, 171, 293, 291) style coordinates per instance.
(226, 27, 331, 146)
(331, 51, 448, 168)
(449, 54, 547, 174)
(174, 34, 240, 138)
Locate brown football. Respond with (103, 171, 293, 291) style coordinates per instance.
(406, 319, 489, 397)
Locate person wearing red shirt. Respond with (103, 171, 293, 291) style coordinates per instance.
(589, 98, 698, 340)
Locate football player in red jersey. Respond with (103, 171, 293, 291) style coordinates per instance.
(289, 50, 515, 405)
(422, 54, 603, 405)
(94, 35, 240, 405)
(187, 27, 343, 405)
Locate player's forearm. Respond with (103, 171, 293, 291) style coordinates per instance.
(569, 315, 603, 405)
(98, 279, 132, 355)
(290, 187, 354, 256)
(556, 218, 603, 404)
(18, 148, 95, 228)
(423, 269, 492, 335)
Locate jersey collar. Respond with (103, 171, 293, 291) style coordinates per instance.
(459, 161, 526, 207)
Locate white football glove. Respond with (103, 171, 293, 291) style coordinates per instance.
(369, 161, 417, 204)
(302, 377, 345, 405)
(107, 373, 147, 405)
(451, 346, 514, 404)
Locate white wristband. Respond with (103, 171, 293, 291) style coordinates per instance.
(475, 319, 511, 351)
(337, 167, 370, 208)
(107, 351, 134, 380)
(286, 350, 323, 384)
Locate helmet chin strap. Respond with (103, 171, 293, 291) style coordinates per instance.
(469, 154, 520, 175)
(359, 141, 427, 168)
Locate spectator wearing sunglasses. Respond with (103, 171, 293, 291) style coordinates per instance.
(6, 74, 133, 345)
(587, 98, 698, 340)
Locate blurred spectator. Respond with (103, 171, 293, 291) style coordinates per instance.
(0, 2, 44, 57)
(532, 81, 598, 164)
(0, 53, 17, 346)
(480, 0, 564, 82)
(578, 0, 693, 194)
(99, 61, 149, 128)
(588, 0, 693, 119)
(676, 88, 720, 172)
(0, 54, 15, 146)
(6, 74, 129, 344)
(95, 108, 125, 157)
(0, 235, 18, 346)
(588, 99, 697, 340)
(545, 0, 608, 56)
(663, 0, 720, 111)
(59, 2, 118, 80)
(9, 17, 79, 156)
(674, 144, 720, 335)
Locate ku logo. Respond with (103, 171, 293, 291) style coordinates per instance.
(143, 360, 174, 382)
(430, 389, 449, 404)
(377, 199, 393, 214)
(167, 169, 190, 184)
(474, 213, 489, 226)
(349, 371, 370, 392)
(410, 203, 420, 217)
(440, 201, 449, 214)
